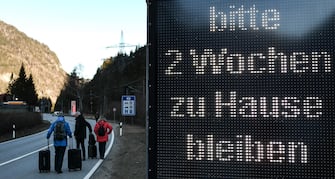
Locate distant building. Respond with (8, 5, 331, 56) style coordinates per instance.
(0, 93, 12, 103)
(0, 95, 28, 112)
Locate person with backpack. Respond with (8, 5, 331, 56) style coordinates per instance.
(94, 116, 113, 159)
(74, 111, 92, 161)
(46, 115, 72, 174)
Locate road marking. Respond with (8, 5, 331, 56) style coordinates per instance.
(1, 130, 47, 145)
(84, 130, 115, 179)
(1, 119, 115, 178)
(0, 144, 53, 167)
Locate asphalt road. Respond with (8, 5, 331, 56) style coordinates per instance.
(0, 113, 114, 179)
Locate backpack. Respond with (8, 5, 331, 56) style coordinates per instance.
(98, 123, 106, 136)
(54, 121, 66, 140)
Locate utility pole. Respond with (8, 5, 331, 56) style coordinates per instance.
(90, 89, 93, 113)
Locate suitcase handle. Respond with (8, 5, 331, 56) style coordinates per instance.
(69, 136, 74, 149)
(47, 139, 49, 150)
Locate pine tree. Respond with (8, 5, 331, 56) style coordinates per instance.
(9, 64, 27, 100)
(26, 74, 38, 105)
(8, 64, 39, 106)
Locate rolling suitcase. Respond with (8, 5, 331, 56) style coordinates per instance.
(39, 140, 50, 172)
(88, 144, 97, 158)
(68, 138, 82, 171)
(88, 133, 96, 145)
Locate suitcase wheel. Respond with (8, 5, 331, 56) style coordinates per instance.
(39, 169, 50, 173)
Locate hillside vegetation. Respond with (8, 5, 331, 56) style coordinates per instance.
(89, 48, 146, 125)
(0, 20, 147, 125)
(55, 47, 146, 125)
(0, 112, 49, 142)
(0, 20, 67, 107)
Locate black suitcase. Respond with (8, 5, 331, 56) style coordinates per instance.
(88, 133, 96, 145)
(39, 140, 50, 172)
(88, 144, 97, 158)
(68, 138, 82, 171)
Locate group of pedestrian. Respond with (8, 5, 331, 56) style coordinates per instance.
(46, 111, 113, 174)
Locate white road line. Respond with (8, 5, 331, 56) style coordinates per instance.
(1, 122, 115, 179)
(1, 130, 47, 145)
(0, 144, 53, 167)
(84, 130, 115, 179)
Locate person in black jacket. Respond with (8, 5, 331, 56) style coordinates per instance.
(74, 111, 92, 160)
(94, 112, 100, 122)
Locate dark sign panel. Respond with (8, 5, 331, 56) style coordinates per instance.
(147, 0, 335, 178)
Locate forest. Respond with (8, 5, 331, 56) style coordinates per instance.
(55, 46, 146, 126)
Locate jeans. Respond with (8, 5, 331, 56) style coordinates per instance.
(98, 142, 107, 159)
(54, 146, 66, 172)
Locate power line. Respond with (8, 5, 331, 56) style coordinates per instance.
(106, 30, 137, 54)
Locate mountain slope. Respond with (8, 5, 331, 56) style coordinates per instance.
(0, 20, 67, 107)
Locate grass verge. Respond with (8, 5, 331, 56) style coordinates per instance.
(0, 112, 50, 143)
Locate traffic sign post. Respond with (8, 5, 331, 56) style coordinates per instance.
(113, 107, 116, 123)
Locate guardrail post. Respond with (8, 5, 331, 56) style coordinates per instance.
(12, 124, 16, 139)
(119, 122, 123, 136)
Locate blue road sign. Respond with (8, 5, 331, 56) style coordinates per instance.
(121, 95, 136, 116)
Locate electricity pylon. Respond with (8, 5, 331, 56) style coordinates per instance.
(106, 30, 137, 54)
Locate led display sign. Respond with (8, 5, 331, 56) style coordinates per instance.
(147, 0, 335, 178)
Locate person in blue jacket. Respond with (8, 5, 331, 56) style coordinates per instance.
(47, 115, 72, 174)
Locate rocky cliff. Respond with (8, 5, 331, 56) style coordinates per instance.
(0, 20, 67, 108)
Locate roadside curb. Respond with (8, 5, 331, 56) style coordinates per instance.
(84, 128, 115, 179)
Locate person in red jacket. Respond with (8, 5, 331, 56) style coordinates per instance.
(94, 117, 113, 159)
